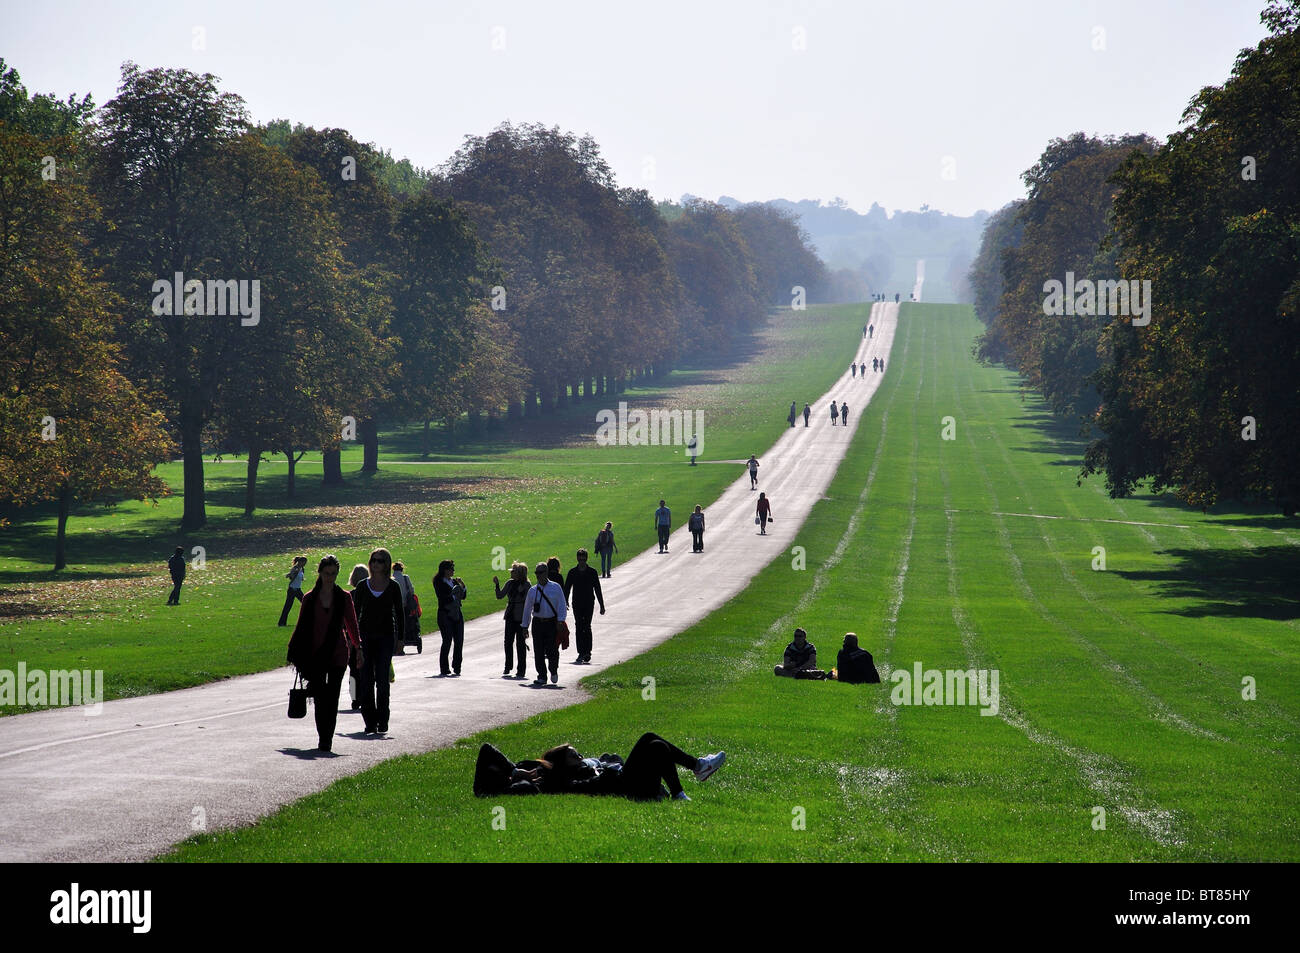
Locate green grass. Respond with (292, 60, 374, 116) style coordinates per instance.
(0, 305, 869, 709)
(165, 304, 1300, 861)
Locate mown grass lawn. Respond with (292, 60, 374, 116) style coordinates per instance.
(165, 304, 1299, 861)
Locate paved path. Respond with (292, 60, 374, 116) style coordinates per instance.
(0, 303, 898, 861)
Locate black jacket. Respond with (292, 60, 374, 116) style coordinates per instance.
(563, 564, 605, 610)
(352, 579, 403, 652)
(837, 647, 881, 683)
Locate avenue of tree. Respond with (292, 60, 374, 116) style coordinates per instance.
(0, 61, 829, 567)
(969, 1, 1299, 515)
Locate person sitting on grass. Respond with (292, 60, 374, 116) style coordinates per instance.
(773, 627, 827, 679)
(474, 733, 725, 802)
(832, 632, 881, 683)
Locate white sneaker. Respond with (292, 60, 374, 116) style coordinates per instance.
(694, 751, 725, 782)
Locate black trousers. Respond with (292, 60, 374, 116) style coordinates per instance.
(438, 610, 465, 674)
(657, 525, 670, 550)
(310, 665, 346, 748)
(572, 603, 595, 660)
(168, 577, 183, 604)
(623, 732, 697, 800)
(278, 587, 303, 626)
(504, 617, 528, 673)
(358, 638, 394, 730)
(691, 529, 704, 552)
(531, 617, 558, 679)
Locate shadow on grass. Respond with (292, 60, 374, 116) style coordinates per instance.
(1117, 545, 1300, 621)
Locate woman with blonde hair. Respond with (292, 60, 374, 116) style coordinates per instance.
(493, 561, 531, 678)
(351, 548, 404, 734)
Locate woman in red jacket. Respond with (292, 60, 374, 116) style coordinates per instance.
(287, 555, 362, 753)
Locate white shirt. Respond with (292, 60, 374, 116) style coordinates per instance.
(520, 580, 567, 627)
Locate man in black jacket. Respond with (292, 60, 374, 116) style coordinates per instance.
(835, 632, 881, 683)
(166, 546, 186, 605)
(563, 549, 605, 664)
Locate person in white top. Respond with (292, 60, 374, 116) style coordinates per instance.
(278, 555, 308, 627)
(520, 561, 568, 686)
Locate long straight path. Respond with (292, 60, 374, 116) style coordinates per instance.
(0, 303, 898, 862)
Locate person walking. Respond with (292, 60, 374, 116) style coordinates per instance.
(346, 563, 369, 711)
(434, 559, 468, 676)
(840, 402, 850, 428)
(802, 403, 811, 427)
(869, 324, 874, 339)
(278, 555, 308, 627)
(872, 357, 879, 373)
(851, 363, 857, 379)
(563, 549, 605, 665)
(654, 499, 672, 553)
(166, 546, 186, 605)
(787, 401, 797, 428)
(686, 433, 699, 465)
(879, 359, 885, 373)
(830, 401, 839, 426)
(286, 555, 362, 752)
(756, 492, 773, 535)
(351, 548, 404, 734)
(594, 521, 618, 577)
(392, 560, 421, 653)
(493, 562, 530, 678)
(746, 454, 759, 489)
(521, 561, 567, 686)
(688, 504, 706, 552)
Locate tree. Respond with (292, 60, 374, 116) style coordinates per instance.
(0, 122, 172, 568)
(90, 63, 248, 530)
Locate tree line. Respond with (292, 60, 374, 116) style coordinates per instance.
(0, 60, 831, 567)
(968, 1, 1299, 515)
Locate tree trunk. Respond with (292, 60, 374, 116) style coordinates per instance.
(444, 416, 456, 450)
(285, 444, 297, 499)
(53, 480, 71, 571)
(244, 442, 262, 517)
(322, 447, 343, 486)
(507, 398, 520, 421)
(360, 418, 378, 472)
(180, 413, 206, 530)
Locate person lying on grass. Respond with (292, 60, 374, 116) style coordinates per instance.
(474, 733, 725, 802)
(774, 627, 828, 679)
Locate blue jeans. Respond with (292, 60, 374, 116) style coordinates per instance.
(598, 550, 612, 575)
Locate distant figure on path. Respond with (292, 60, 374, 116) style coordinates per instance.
(352, 548, 404, 734)
(834, 633, 881, 683)
(851, 363, 857, 378)
(392, 560, 420, 653)
(756, 492, 773, 535)
(869, 324, 874, 339)
(840, 402, 850, 427)
(747, 454, 760, 489)
(594, 521, 618, 577)
(655, 500, 672, 553)
(895, 293, 900, 303)
(521, 561, 567, 685)
(774, 627, 825, 678)
(563, 549, 605, 665)
(346, 564, 369, 710)
(863, 324, 868, 338)
(803, 403, 811, 426)
(830, 401, 839, 426)
(166, 546, 186, 605)
(788, 401, 798, 427)
(278, 556, 308, 627)
(286, 554, 362, 752)
(880, 359, 885, 373)
(688, 504, 706, 552)
(872, 357, 879, 373)
(434, 559, 468, 676)
(493, 562, 530, 678)
(686, 432, 699, 465)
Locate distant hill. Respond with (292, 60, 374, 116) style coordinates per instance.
(689, 194, 988, 303)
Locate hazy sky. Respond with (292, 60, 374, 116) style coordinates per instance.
(3, 0, 1272, 216)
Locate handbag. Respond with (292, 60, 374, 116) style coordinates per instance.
(288, 671, 310, 718)
(755, 516, 761, 524)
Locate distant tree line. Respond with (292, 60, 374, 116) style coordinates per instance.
(968, 1, 1299, 514)
(0, 60, 833, 566)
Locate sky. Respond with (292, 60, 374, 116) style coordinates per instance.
(2, 0, 1274, 217)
